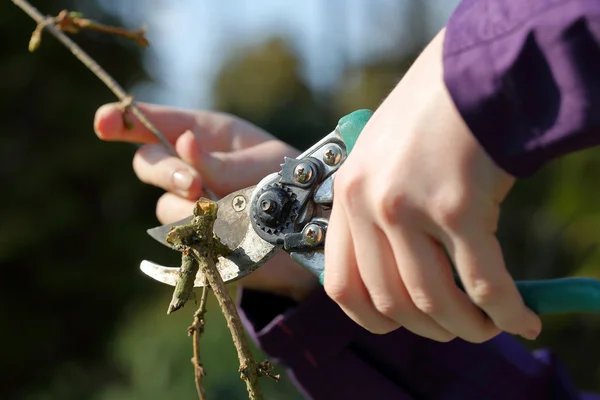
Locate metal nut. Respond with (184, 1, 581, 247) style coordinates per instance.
(322, 145, 342, 166)
(294, 163, 313, 184)
(303, 223, 324, 245)
(232, 195, 246, 212)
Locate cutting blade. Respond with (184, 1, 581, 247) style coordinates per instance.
(140, 184, 281, 286)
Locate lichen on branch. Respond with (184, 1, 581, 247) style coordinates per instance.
(165, 200, 221, 314)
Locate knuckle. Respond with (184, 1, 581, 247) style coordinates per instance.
(409, 289, 445, 316)
(323, 279, 352, 305)
(375, 188, 410, 224)
(334, 169, 365, 206)
(468, 279, 504, 308)
(429, 190, 470, 230)
(371, 296, 402, 321)
(212, 112, 238, 136)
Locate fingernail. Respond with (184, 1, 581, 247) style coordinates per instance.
(173, 171, 193, 194)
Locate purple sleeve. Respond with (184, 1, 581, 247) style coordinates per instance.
(443, 0, 600, 177)
(237, 287, 597, 400)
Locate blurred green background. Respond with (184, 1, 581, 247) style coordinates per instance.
(2, 0, 600, 399)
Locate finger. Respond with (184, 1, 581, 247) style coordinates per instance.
(384, 223, 500, 343)
(323, 203, 399, 334)
(94, 102, 201, 144)
(94, 102, 273, 152)
(133, 143, 204, 199)
(449, 233, 542, 340)
(156, 192, 196, 225)
(176, 130, 299, 195)
(347, 212, 454, 340)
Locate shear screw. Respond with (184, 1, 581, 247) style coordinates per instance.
(232, 195, 246, 212)
(294, 163, 313, 184)
(323, 145, 342, 166)
(303, 223, 324, 245)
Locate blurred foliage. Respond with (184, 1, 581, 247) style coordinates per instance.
(498, 152, 600, 390)
(0, 1, 302, 399)
(2, 0, 600, 399)
(0, 1, 163, 399)
(93, 291, 302, 400)
(214, 37, 334, 152)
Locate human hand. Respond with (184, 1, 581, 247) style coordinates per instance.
(94, 102, 319, 302)
(323, 29, 542, 342)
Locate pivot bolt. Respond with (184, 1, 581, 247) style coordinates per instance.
(255, 187, 291, 228)
(260, 199, 276, 214)
(294, 163, 313, 184)
(303, 223, 324, 245)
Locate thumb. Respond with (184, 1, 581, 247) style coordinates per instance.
(176, 130, 298, 196)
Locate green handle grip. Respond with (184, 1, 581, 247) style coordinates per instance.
(338, 109, 373, 154)
(515, 278, 600, 314)
(316, 109, 600, 316)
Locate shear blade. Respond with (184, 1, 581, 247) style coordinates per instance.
(140, 261, 181, 286)
(146, 215, 194, 250)
(146, 188, 252, 251)
(140, 257, 245, 287)
(141, 183, 281, 286)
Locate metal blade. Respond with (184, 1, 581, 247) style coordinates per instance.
(146, 186, 255, 251)
(140, 224, 280, 286)
(146, 215, 194, 249)
(141, 183, 281, 286)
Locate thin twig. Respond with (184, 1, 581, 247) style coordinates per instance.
(188, 284, 209, 400)
(168, 250, 201, 314)
(14, 3, 254, 397)
(13, 0, 220, 201)
(11, 0, 176, 155)
(53, 10, 149, 47)
(168, 199, 274, 399)
(191, 247, 264, 399)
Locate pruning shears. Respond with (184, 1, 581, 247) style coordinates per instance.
(141, 109, 600, 316)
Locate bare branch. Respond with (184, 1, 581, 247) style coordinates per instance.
(167, 199, 279, 399)
(13, 3, 258, 398)
(168, 250, 201, 314)
(188, 284, 210, 400)
(11, 0, 176, 154)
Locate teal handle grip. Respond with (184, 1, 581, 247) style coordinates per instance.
(315, 110, 600, 316)
(516, 278, 600, 314)
(337, 109, 373, 154)
(453, 275, 600, 315)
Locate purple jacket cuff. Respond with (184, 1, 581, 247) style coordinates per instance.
(443, 0, 600, 177)
(237, 286, 595, 400)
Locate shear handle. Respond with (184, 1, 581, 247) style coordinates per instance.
(289, 110, 600, 317)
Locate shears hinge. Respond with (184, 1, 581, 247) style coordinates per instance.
(283, 218, 328, 251)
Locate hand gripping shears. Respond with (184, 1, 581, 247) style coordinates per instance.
(141, 109, 600, 316)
